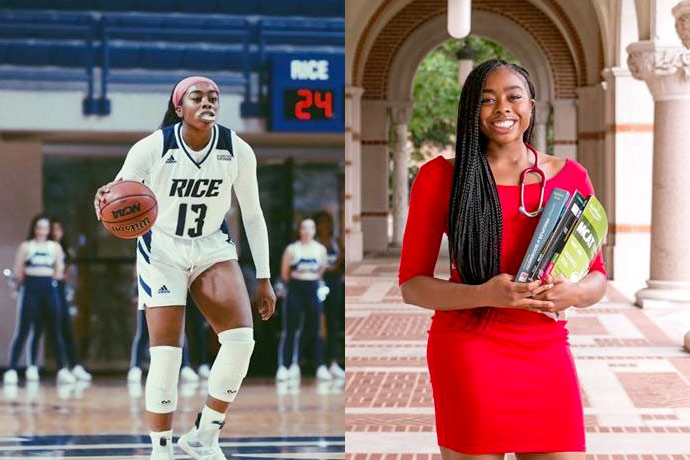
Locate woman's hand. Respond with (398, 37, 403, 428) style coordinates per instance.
(480, 273, 555, 310)
(256, 278, 277, 320)
(528, 274, 583, 313)
(93, 178, 122, 221)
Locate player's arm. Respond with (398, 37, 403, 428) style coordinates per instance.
(234, 136, 271, 279)
(13, 242, 27, 285)
(280, 246, 292, 282)
(93, 131, 160, 220)
(234, 135, 275, 320)
(54, 243, 65, 281)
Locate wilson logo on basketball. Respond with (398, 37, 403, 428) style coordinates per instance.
(112, 203, 141, 219)
(110, 217, 151, 233)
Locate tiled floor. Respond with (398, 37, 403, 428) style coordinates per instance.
(345, 256, 690, 458)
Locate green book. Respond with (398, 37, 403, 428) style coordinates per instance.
(550, 195, 608, 283)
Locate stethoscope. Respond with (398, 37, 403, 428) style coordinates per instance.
(518, 143, 545, 218)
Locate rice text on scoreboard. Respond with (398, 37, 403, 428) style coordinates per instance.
(270, 53, 344, 132)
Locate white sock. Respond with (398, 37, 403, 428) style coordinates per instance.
(150, 430, 173, 452)
(198, 405, 226, 432)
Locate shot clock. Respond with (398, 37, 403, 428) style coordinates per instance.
(270, 53, 344, 132)
(283, 88, 334, 120)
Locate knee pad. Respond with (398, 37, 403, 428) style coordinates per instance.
(145, 346, 182, 413)
(208, 327, 255, 402)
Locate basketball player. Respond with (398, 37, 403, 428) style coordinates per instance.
(275, 218, 331, 382)
(3, 215, 76, 386)
(93, 76, 276, 460)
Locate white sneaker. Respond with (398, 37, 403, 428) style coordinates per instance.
(150, 434, 175, 460)
(329, 362, 345, 379)
(72, 365, 92, 381)
(178, 424, 227, 460)
(287, 363, 300, 380)
(275, 365, 289, 381)
(316, 365, 333, 381)
(127, 366, 142, 383)
(3, 369, 18, 385)
(25, 365, 40, 382)
(180, 366, 200, 383)
(57, 367, 77, 384)
(198, 364, 210, 379)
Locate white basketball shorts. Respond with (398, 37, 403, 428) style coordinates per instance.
(136, 228, 237, 309)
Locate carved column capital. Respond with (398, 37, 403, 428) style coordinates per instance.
(627, 41, 690, 101)
(388, 101, 413, 125)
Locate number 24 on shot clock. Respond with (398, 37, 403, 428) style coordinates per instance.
(270, 53, 344, 132)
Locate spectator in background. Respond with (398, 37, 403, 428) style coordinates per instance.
(3, 214, 74, 385)
(276, 218, 331, 381)
(314, 211, 344, 379)
(27, 217, 92, 382)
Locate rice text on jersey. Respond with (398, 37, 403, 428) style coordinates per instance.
(169, 179, 223, 197)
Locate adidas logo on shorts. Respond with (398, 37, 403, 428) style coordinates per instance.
(158, 285, 171, 294)
(165, 156, 177, 164)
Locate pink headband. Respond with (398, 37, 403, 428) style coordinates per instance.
(172, 76, 220, 107)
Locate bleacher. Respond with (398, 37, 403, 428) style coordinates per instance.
(0, 0, 344, 115)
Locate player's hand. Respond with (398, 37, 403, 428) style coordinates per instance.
(93, 178, 123, 221)
(256, 279, 276, 320)
(528, 274, 581, 313)
(480, 273, 555, 310)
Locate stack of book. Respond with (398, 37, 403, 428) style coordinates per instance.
(515, 187, 608, 320)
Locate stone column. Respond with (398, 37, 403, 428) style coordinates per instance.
(627, 41, 690, 309)
(532, 100, 550, 154)
(456, 44, 475, 87)
(390, 103, 413, 247)
(600, 66, 654, 295)
(345, 86, 364, 264)
(361, 100, 390, 253)
(551, 99, 577, 159)
(673, 0, 690, 352)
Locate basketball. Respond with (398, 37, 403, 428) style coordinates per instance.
(99, 181, 157, 239)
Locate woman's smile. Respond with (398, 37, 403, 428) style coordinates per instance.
(489, 118, 518, 133)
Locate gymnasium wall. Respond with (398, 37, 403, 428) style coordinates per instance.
(0, 141, 42, 364)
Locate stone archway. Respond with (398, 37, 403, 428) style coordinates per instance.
(354, 0, 590, 100)
(352, 0, 597, 254)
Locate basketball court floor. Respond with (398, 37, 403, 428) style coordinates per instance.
(0, 377, 344, 459)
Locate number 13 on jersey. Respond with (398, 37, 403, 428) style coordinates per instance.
(175, 203, 207, 237)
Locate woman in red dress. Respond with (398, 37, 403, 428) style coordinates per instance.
(398, 59, 607, 459)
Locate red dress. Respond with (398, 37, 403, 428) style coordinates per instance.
(399, 156, 606, 454)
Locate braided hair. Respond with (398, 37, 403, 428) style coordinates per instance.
(448, 58, 536, 285)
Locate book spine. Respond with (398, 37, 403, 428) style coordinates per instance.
(515, 188, 570, 282)
(529, 190, 584, 280)
(535, 194, 588, 281)
(541, 196, 592, 281)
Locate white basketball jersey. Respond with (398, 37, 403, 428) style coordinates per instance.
(153, 123, 237, 238)
(119, 123, 237, 239)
